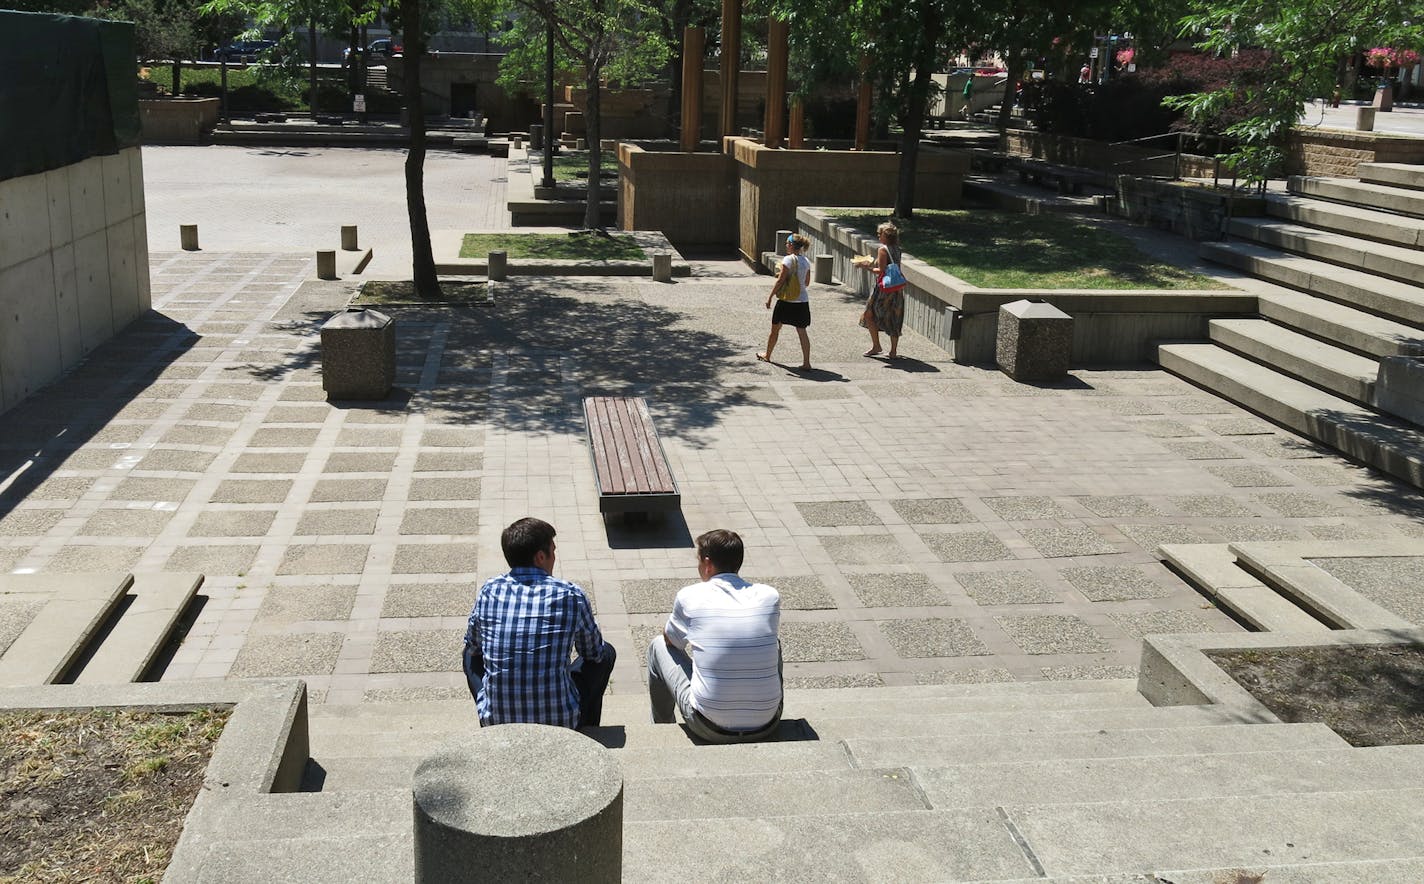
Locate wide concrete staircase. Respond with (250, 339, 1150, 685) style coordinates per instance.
(185, 680, 1424, 880)
(1159, 161, 1424, 489)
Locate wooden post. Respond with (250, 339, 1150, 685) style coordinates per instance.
(788, 95, 805, 149)
(763, 19, 788, 148)
(681, 27, 705, 152)
(719, 0, 741, 141)
(855, 55, 872, 151)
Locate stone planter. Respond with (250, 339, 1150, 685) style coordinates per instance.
(138, 97, 220, 144)
(1373, 80, 1394, 112)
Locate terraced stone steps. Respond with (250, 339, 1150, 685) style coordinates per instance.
(1257, 291, 1424, 360)
(1207, 317, 1379, 404)
(1262, 192, 1424, 248)
(1289, 174, 1424, 219)
(1359, 161, 1424, 191)
(1226, 216, 1424, 286)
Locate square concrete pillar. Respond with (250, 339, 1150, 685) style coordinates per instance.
(996, 299, 1072, 382)
(1376, 356, 1424, 425)
(321, 307, 395, 400)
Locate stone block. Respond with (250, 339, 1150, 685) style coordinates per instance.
(321, 307, 395, 400)
(67, 155, 106, 241)
(996, 298, 1071, 382)
(1375, 356, 1424, 426)
(73, 228, 114, 351)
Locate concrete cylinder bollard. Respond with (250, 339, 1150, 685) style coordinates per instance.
(316, 250, 337, 280)
(1356, 107, 1376, 132)
(512, 134, 524, 149)
(529, 124, 543, 150)
(814, 254, 833, 284)
(652, 251, 672, 283)
(180, 224, 199, 251)
(488, 250, 508, 282)
(341, 225, 359, 251)
(413, 725, 623, 884)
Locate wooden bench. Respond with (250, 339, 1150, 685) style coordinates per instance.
(1008, 157, 1098, 195)
(583, 396, 680, 516)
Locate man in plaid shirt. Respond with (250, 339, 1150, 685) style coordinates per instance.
(462, 518, 616, 728)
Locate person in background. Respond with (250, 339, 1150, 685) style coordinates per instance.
(758, 233, 813, 371)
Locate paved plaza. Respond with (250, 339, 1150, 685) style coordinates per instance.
(3, 146, 1422, 708)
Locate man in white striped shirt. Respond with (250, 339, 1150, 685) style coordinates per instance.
(647, 529, 783, 743)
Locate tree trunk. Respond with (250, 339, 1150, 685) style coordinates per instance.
(172, 58, 183, 96)
(583, 72, 603, 230)
(401, 0, 440, 297)
(308, 20, 319, 116)
(996, 53, 1024, 136)
(894, 58, 935, 218)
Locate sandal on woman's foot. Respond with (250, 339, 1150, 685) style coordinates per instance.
(797, 364, 813, 371)
(756, 353, 771, 363)
(887, 352, 900, 360)
(863, 348, 882, 357)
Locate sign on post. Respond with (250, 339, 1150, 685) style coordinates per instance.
(353, 94, 367, 113)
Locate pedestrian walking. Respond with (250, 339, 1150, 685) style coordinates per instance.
(758, 233, 813, 370)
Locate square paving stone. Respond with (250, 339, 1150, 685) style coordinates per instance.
(983, 497, 1072, 521)
(335, 428, 402, 448)
(392, 543, 479, 574)
(264, 405, 330, 423)
(188, 510, 277, 537)
(184, 403, 248, 423)
(1309, 556, 1424, 623)
(1253, 492, 1350, 518)
(164, 545, 259, 575)
(0, 600, 43, 656)
(0, 509, 65, 536)
(1207, 418, 1276, 436)
(231, 453, 307, 474)
(25, 477, 96, 500)
(257, 584, 358, 623)
(1078, 496, 1164, 518)
(381, 584, 473, 618)
(231, 633, 342, 678)
(890, 498, 977, 525)
(849, 573, 949, 608)
(1282, 462, 1361, 485)
(211, 479, 293, 504)
(248, 427, 322, 448)
(78, 508, 175, 537)
(921, 531, 1013, 563)
(1109, 609, 1217, 638)
(785, 673, 885, 690)
(621, 578, 686, 614)
(1163, 397, 1233, 414)
(914, 668, 1017, 685)
(878, 618, 988, 658)
(1040, 664, 1139, 680)
(110, 477, 197, 502)
(294, 509, 379, 536)
(820, 534, 908, 566)
(414, 451, 483, 472)
(162, 425, 234, 446)
(47, 545, 145, 572)
(422, 428, 484, 448)
(363, 686, 469, 703)
(790, 386, 853, 400)
(796, 500, 882, 528)
(780, 621, 866, 662)
(956, 570, 1059, 605)
(278, 544, 371, 575)
(135, 449, 218, 473)
(996, 615, 1109, 655)
(1171, 495, 1261, 518)
(1133, 420, 1196, 438)
(1095, 398, 1164, 416)
(310, 479, 388, 503)
(57, 449, 127, 470)
(1204, 465, 1293, 488)
(325, 452, 399, 473)
(1163, 440, 1241, 460)
(1306, 522, 1383, 541)
(1062, 565, 1174, 602)
(1115, 524, 1209, 551)
(1210, 523, 1306, 542)
(370, 629, 463, 673)
(399, 508, 479, 536)
(409, 478, 481, 502)
(1019, 527, 1118, 558)
(206, 383, 264, 401)
(1236, 436, 1329, 459)
(114, 401, 173, 420)
(279, 385, 328, 402)
(136, 383, 188, 400)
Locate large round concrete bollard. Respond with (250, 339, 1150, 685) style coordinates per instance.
(316, 250, 337, 280)
(1356, 107, 1376, 132)
(413, 725, 623, 884)
(180, 224, 199, 251)
(814, 253, 833, 284)
(341, 225, 359, 251)
(488, 250, 508, 282)
(652, 251, 672, 283)
(512, 134, 524, 149)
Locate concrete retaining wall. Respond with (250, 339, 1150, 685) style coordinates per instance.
(1114, 177, 1266, 241)
(0, 146, 150, 413)
(1287, 128, 1424, 177)
(139, 97, 220, 144)
(618, 142, 738, 247)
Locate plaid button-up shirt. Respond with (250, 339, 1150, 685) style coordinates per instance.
(464, 567, 607, 728)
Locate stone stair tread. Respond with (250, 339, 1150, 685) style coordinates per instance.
(1227, 216, 1424, 286)
(192, 832, 411, 883)
(1290, 175, 1424, 219)
(627, 766, 926, 821)
(0, 573, 132, 687)
(845, 722, 1347, 768)
(787, 703, 1249, 741)
(1156, 343, 1424, 487)
(72, 572, 202, 684)
(1257, 290, 1424, 359)
(1158, 544, 1330, 632)
(1359, 161, 1424, 191)
(1263, 191, 1424, 247)
(1207, 317, 1378, 404)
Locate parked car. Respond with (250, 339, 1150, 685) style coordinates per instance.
(214, 39, 276, 62)
(344, 38, 403, 64)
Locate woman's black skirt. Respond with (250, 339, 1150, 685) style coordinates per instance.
(771, 300, 811, 328)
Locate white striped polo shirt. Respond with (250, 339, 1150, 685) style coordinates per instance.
(666, 573, 782, 730)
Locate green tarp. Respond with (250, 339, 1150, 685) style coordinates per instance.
(0, 11, 140, 183)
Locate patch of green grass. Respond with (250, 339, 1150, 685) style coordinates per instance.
(459, 233, 645, 261)
(353, 280, 490, 305)
(529, 151, 613, 182)
(830, 209, 1227, 290)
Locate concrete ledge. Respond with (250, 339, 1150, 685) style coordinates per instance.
(430, 229, 691, 278)
(1229, 540, 1419, 630)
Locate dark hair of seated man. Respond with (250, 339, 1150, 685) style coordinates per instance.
(502, 517, 556, 568)
(696, 529, 744, 575)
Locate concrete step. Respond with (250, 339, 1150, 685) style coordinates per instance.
(1257, 290, 1424, 360)
(0, 573, 132, 686)
(1207, 317, 1379, 405)
(845, 721, 1345, 768)
(997, 860, 1424, 884)
(1359, 161, 1424, 191)
(1201, 240, 1424, 327)
(625, 767, 928, 821)
(1289, 174, 1424, 219)
(1227, 216, 1424, 286)
(1157, 544, 1330, 632)
(72, 572, 202, 684)
(1156, 342, 1424, 489)
(1263, 192, 1424, 248)
(191, 833, 411, 884)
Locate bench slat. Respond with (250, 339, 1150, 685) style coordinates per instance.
(613, 397, 659, 494)
(603, 398, 642, 494)
(583, 397, 678, 511)
(630, 398, 677, 491)
(586, 399, 619, 493)
(590, 398, 631, 494)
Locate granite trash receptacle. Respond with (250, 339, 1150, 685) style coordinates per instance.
(320, 307, 395, 400)
(996, 298, 1072, 382)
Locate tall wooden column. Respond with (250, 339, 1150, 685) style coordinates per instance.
(763, 18, 788, 148)
(855, 55, 872, 150)
(719, 0, 741, 141)
(788, 96, 805, 149)
(680, 27, 705, 152)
